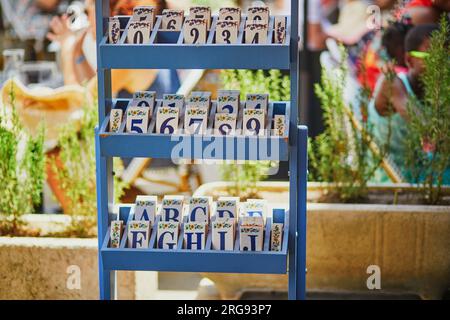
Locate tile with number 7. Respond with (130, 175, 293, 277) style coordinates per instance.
(184, 106, 208, 135)
(132, 6, 155, 27)
(156, 107, 179, 134)
(126, 106, 149, 133)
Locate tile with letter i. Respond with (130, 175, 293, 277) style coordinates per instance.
(161, 9, 184, 31)
(157, 221, 179, 249)
(246, 93, 268, 111)
(189, 6, 211, 30)
(127, 21, 152, 44)
(188, 196, 211, 223)
(108, 17, 120, 44)
(214, 113, 237, 136)
(162, 94, 184, 110)
(156, 107, 179, 134)
(184, 106, 208, 135)
(247, 6, 270, 24)
(244, 23, 268, 44)
(131, 91, 155, 115)
(132, 6, 155, 27)
(273, 114, 287, 137)
(274, 16, 286, 44)
(134, 195, 157, 224)
(211, 218, 235, 251)
(219, 7, 241, 23)
(239, 225, 264, 251)
(109, 109, 123, 133)
(183, 18, 207, 44)
(126, 106, 149, 134)
(217, 90, 240, 114)
(161, 195, 184, 222)
(243, 109, 265, 136)
(183, 222, 207, 250)
(109, 220, 123, 248)
(271, 223, 283, 251)
(215, 20, 239, 44)
(127, 221, 151, 249)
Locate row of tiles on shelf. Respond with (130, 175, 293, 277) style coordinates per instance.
(109, 195, 286, 252)
(108, 90, 288, 137)
(108, 6, 287, 45)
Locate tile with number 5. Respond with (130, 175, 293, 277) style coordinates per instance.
(126, 106, 149, 133)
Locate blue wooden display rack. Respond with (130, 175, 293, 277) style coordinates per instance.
(94, 1, 307, 300)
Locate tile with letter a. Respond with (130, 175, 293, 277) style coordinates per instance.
(110, 109, 123, 133)
(247, 6, 270, 24)
(246, 93, 268, 111)
(188, 196, 210, 223)
(189, 6, 211, 30)
(110, 220, 123, 248)
(217, 90, 240, 114)
(134, 195, 157, 224)
(243, 109, 265, 136)
(239, 225, 264, 251)
(184, 106, 208, 135)
(161, 9, 184, 31)
(162, 94, 184, 110)
(161, 195, 184, 222)
(183, 222, 207, 250)
(271, 223, 283, 251)
(127, 21, 151, 44)
(183, 18, 207, 44)
(273, 114, 287, 137)
(244, 23, 268, 44)
(108, 17, 120, 44)
(219, 7, 241, 23)
(156, 107, 179, 134)
(126, 106, 149, 134)
(274, 16, 286, 44)
(212, 218, 234, 251)
(127, 221, 151, 249)
(132, 6, 155, 27)
(214, 113, 237, 136)
(157, 221, 179, 249)
(215, 20, 239, 44)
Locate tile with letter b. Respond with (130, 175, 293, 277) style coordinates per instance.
(247, 6, 270, 24)
(219, 7, 241, 23)
(271, 223, 283, 251)
(214, 113, 237, 136)
(132, 6, 155, 27)
(244, 23, 268, 44)
(189, 6, 211, 30)
(127, 21, 152, 44)
(110, 109, 123, 133)
(183, 18, 207, 44)
(127, 221, 151, 249)
(126, 106, 149, 134)
(188, 196, 211, 223)
(183, 222, 207, 250)
(161, 9, 184, 31)
(215, 20, 239, 44)
(274, 16, 286, 44)
(161, 195, 184, 222)
(108, 17, 120, 44)
(134, 195, 157, 224)
(156, 107, 179, 134)
(110, 220, 123, 248)
(184, 106, 208, 135)
(212, 218, 235, 251)
(157, 221, 179, 249)
(243, 109, 265, 136)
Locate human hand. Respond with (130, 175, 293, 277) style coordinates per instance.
(47, 14, 74, 44)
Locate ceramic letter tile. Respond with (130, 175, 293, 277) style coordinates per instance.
(161, 196, 184, 222)
(212, 218, 234, 251)
(157, 221, 179, 249)
(246, 94, 268, 111)
(214, 113, 237, 136)
(239, 225, 264, 251)
(273, 114, 286, 137)
(247, 6, 270, 24)
(188, 197, 210, 223)
(127, 221, 151, 248)
(162, 94, 184, 110)
(134, 195, 157, 224)
(183, 222, 207, 250)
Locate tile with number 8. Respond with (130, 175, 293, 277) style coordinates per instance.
(214, 113, 237, 136)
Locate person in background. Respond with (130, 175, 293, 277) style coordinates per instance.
(47, 0, 179, 98)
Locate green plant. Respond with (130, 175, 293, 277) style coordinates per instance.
(405, 16, 450, 204)
(0, 84, 45, 235)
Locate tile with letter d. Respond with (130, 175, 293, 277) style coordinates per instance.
(161, 9, 184, 31)
(126, 106, 149, 134)
(215, 199, 238, 221)
(217, 90, 240, 114)
(243, 109, 265, 136)
(214, 113, 237, 136)
(132, 6, 155, 27)
(108, 17, 120, 44)
(110, 109, 123, 133)
(271, 223, 283, 251)
(183, 18, 207, 44)
(110, 220, 123, 248)
(156, 107, 179, 134)
(127, 21, 152, 44)
(134, 195, 157, 224)
(183, 222, 207, 250)
(274, 16, 286, 44)
(246, 93, 268, 111)
(131, 91, 156, 115)
(157, 221, 179, 249)
(162, 94, 184, 110)
(273, 114, 287, 137)
(184, 106, 208, 135)
(247, 6, 270, 24)
(244, 23, 268, 44)
(161, 195, 184, 222)
(219, 7, 241, 23)
(215, 20, 239, 44)
(188, 196, 211, 223)
(127, 221, 151, 249)
(189, 6, 211, 30)
(212, 218, 235, 251)
(239, 225, 264, 251)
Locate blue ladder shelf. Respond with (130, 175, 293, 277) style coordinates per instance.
(95, 1, 307, 300)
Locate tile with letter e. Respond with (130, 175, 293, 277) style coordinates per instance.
(188, 196, 211, 223)
(110, 220, 123, 248)
(214, 113, 237, 136)
(127, 21, 152, 44)
(215, 20, 239, 44)
(274, 16, 286, 44)
(156, 107, 179, 134)
(243, 109, 265, 136)
(126, 106, 149, 134)
(161, 9, 184, 31)
(157, 221, 179, 249)
(271, 223, 283, 251)
(162, 94, 184, 110)
(134, 195, 157, 224)
(110, 109, 123, 133)
(239, 225, 264, 251)
(189, 6, 211, 30)
(217, 90, 240, 114)
(184, 106, 208, 135)
(183, 18, 207, 44)
(212, 218, 235, 251)
(246, 93, 268, 111)
(183, 222, 207, 250)
(247, 6, 270, 24)
(219, 7, 241, 23)
(161, 195, 184, 222)
(242, 200, 267, 223)
(108, 17, 120, 44)
(244, 23, 268, 44)
(127, 221, 151, 249)
(132, 6, 155, 27)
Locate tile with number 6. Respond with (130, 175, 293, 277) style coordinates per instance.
(156, 107, 179, 135)
(161, 9, 184, 31)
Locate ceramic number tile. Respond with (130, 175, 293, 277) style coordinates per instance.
(273, 114, 287, 137)
(127, 221, 151, 248)
(243, 109, 265, 136)
(161, 9, 184, 31)
(110, 109, 123, 133)
(188, 92, 210, 109)
(246, 94, 268, 111)
(214, 113, 237, 136)
(219, 7, 241, 23)
(161, 196, 184, 222)
(239, 224, 264, 251)
(184, 106, 208, 135)
(183, 222, 207, 250)
(156, 107, 179, 134)
(126, 106, 149, 133)
(157, 221, 179, 249)
(162, 94, 185, 110)
(189, 6, 211, 30)
(127, 21, 152, 44)
(131, 91, 156, 115)
(271, 223, 283, 251)
(132, 6, 155, 27)
(217, 90, 240, 114)
(183, 18, 207, 44)
(274, 16, 286, 44)
(110, 220, 123, 248)
(188, 196, 211, 223)
(215, 20, 239, 44)
(108, 17, 121, 44)
(247, 6, 270, 24)
(212, 218, 235, 251)
(134, 195, 157, 224)
(244, 23, 268, 44)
